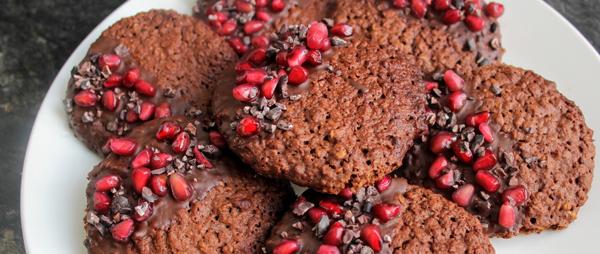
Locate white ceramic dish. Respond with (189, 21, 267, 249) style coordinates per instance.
(20, 0, 600, 253)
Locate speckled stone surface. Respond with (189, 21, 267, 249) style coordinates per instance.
(0, 0, 598, 253)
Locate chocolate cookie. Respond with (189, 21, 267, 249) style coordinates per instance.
(400, 64, 595, 238)
(83, 116, 295, 253)
(266, 177, 495, 253)
(332, 0, 503, 75)
(63, 10, 237, 156)
(212, 23, 428, 194)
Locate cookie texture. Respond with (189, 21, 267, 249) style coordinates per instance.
(65, 10, 236, 156)
(84, 116, 294, 253)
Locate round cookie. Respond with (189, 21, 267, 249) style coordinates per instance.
(266, 177, 495, 253)
(84, 116, 295, 253)
(212, 23, 428, 194)
(63, 10, 237, 156)
(400, 64, 595, 238)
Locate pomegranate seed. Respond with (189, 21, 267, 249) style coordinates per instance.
(429, 155, 449, 179)
(360, 224, 382, 252)
(498, 201, 516, 228)
(271, 0, 285, 13)
(212, 11, 228, 23)
(323, 221, 344, 246)
(95, 174, 121, 192)
(307, 22, 328, 50)
(255, 10, 271, 22)
(465, 15, 485, 32)
(486, 2, 504, 18)
(247, 47, 269, 66)
(307, 49, 322, 66)
(93, 192, 111, 214)
(447, 91, 467, 112)
(193, 146, 214, 168)
(272, 239, 299, 254)
(443, 9, 462, 25)
(435, 170, 454, 190)
(245, 68, 268, 85)
(287, 45, 309, 67)
(308, 207, 329, 223)
(235, 61, 255, 74)
(472, 149, 497, 172)
(133, 199, 153, 222)
(478, 123, 494, 142)
(288, 66, 309, 86)
(452, 140, 473, 164)
(372, 204, 401, 223)
(209, 131, 227, 149)
(319, 200, 344, 218)
(392, 0, 409, 8)
(433, 0, 451, 11)
(317, 245, 340, 254)
(425, 81, 438, 91)
(220, 20, 237, 36)
(277, 69, 288, 78)
(172, 132, 190, 154)
(276, 50, 289, 67)
(134, 80, 157, 97)
(466, 111, 490, 127)
(475, 170, 500, 193)
(236, 72, 248, 85)
(138, 101, 156, 121)
(338, 188, 353, 200)
(169, 173, 193, 202)
(452, 184, 475, 207)
(131, 148, 153, 169)
(290, 196, 308, 211)
(110, 219, 134, 242)
(244, 21, 264, 35)
(235, 0, 254, 13)
(331, 23, 354, 37)
(74, 90, 97, 107)
(233, 84, 260, 102)
(251, 36, 270, 48)
(150, 174, 168, 197)
(104, 74, 123, 88)
(125, 110, 138, 123)
(429, 131, 456, 154)
(110, 138, 138, 157)
(466, 0, 483, 10)
(255, 0, 268, 8)
(131, 167, 151, 194)
(443, 70, 465, 92)
(320, 38, 331, 51)
(208, 20, 222, 33)
(261, 78, 278, 100)
(228, 36, 249, 56)
(375, 174, 392, 192)
(237, 115, 261, 137)
(156, 121, 182, 140)
(502, 185, 529, 206)
(154, 102, 172, 118)
(102, 135, 117, 154)
(410, 0, 427, 19)
(151, 153, 173, 169)
(123, 68, 140, 88)
(98, 54, 121, 72)
(101, 90, 119, 111)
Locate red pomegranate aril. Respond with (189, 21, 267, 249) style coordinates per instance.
(228, 36, 249, 56)
(93, 192, 111, 214)
(220, 22, 237, 36)
(429, 155, 449, 179)
(209, 131, 227, 149)
(433, 0, 451, 11)
(272, 239, 299, 254)
(290, 196, 308, 211)
(466, 0, 483, 9)
(425, 81, 438, 91)
(255, 10, 271, 22)
(502, 185, 529, 206)
(375, 174, 392, 192)
(236, 72, 248, 85)
(452, 184, 475, 207)
(360, 224, 383, 252)
(233, 83, 260, 102)
(372, 204, 401, 223)
(444, 70, 465, 92)
(447, 91, 467, 112)
(172, 132, 190, 154)
(466, 111, 491, 127)
(307, 49, 322, 66)
(245, 68, 268, 85)
(95, 174, 121, 192)
(443, 9, 462, 24)
(465, 15, 485, 32)
(237, 115, 261, 137)
(473, 149, 497, 172)
(154, 102, 172, 119)
(287, 45, 309, 67)
(98, 54, 121, 72)
(110, 138, 138, 157)
(235, 61, 254, 74)
(156, 121, 182, 140)
(101, 90, 119, 111)
(102, 135, 117, 154)
(498, 202, 516, 228)
(110, 219, 134, 242)
(74, 90, 97, 107)
(126, 110, 139, 123)
(323, 221, 344, 247)
(136, 101, 154, 121)
(429, 131, 456, 154)
(255, 0, 268, 7)
(211, 11, 228, 23)
(392, 0, 409, 8)
(261, 78, 278, 100)
(435, 170, 454, 190)
(288, 66, 309, 86)
(150, 174, 168, 197)
(317, 245, 340, 254)
(123, 68, 140, 88)
(133, 199, 153, 222)
(131, 167, 151, 194)
(169, 173, 193, 202)
(104, 74, 123, 88)
(338, 188, 353, 200)
(486, 2, 504, 18)
(208, 20, 222, 33)
(132, 148, 153, 169)
(271, 0, 285, 13)
(151, 153, 173, 169)
(410, 0, 427, 19)
(276, 50, 289, 67)
(195, 145, 215, 167)
(475, 170, 500, 193)
(251, 35, 270, 48)
(235, 0, 254, 13)
(244, 21, 264, 35)
(308, 207, 329, 223)
(331, 23, 354, 37)
(320, 38, 331, 51)
(134, 80, 157, 97)
(452, 141, 473, 164)
(478, 122, 494, 142)
(247, 47, 269, 66)
(307, 22, 329, 50)
(278, 69, 288, 78)
(319, 200, 344, 218)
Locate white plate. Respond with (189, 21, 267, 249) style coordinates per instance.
(20, 0, 600, 253)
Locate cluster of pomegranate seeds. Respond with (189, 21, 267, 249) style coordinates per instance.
(422, 69, 528, 229)
(276, 176, 400, 253)
(231, 21, 353, 138)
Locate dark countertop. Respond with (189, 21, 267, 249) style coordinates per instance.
(0, 0, 598, 253)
